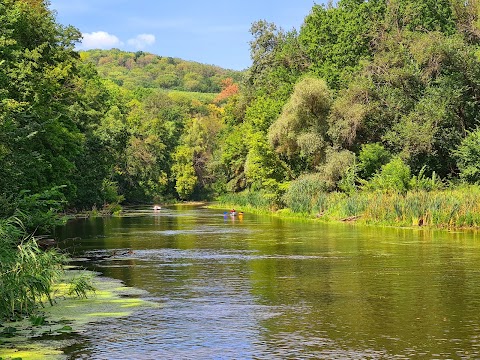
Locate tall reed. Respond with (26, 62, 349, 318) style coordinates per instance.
(216, 190, 273, 211)
(320, 186, 480, 228)
(220, 184, 480, 229)
(0, 217, 66, 321)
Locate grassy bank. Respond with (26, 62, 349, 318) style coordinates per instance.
(215, 185, 480, 229)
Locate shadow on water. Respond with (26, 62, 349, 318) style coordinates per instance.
(54, 205, 480, 359)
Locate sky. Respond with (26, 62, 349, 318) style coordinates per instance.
(49, 0, 320, 71)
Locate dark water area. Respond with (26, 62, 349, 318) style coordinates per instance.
(56, 205, 480, 359)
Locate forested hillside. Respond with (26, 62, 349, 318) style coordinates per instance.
(80, 49, 242, 92)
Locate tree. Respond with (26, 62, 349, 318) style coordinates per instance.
(213, 78, 239, 104)
(0, 0, 84, 205)
(172, 145, 197, 199)
(268, 76, 332, 171)
(299, 0, 385, 89)
(357, 143, 392, 180)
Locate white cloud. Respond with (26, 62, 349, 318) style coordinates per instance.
(127, 34, 156, 50)
(80, 31, 123, 49)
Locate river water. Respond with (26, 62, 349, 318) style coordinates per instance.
(56, 205, 480, 359)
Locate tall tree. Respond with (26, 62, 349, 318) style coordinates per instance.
(0, 0, 83, 205)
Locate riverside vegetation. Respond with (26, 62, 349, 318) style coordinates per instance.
(2, 0, 480, 328)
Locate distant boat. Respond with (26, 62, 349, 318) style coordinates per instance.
(153, 205, 161, 210)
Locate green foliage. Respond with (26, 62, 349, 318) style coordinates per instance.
(244, 132, 286, 191)
(218, 124, 249, 192)
(385, 0, 456, 34)
(268, 76, 332, 169)
(455, 128, 480, 183)
(318, 148, 356, 190)
(358, 143, 392, 180)
(246, 21, 305, 99)
(299, 0, 385, 89)
(0, 217, 66, 321)
(244, 95, 284, 133)
(81, 49, 242, 92)
(172, 145, 197, 200)
(283, 173, 330, 214)
(216, 190, 275, 211)
(67, 274, 96, 299)
(13, 187, 67, 233)
(409, 166, 444, 191)
(327, 80, 371, 148)
(365, 157, 412, 193)
(0, 0, 83, 205)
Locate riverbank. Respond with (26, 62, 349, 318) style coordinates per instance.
(214, 185, 480, 230)
(0, 269, 157, 360)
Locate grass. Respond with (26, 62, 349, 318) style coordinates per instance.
(0, 217, 67, 321)
(215, 185, 480, 229)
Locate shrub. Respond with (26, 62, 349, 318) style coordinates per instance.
(365, 157, 411, 193)
(455, 128, 480, 183)
(358, 143, 392, 180)
(318, 148, 356, 189)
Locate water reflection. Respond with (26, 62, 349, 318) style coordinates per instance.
(56, 206, 480, 359)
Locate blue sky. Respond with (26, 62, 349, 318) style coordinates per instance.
(49, 0, 320, 70)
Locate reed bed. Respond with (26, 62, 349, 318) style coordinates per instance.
(216, 190, 273, 212)
(217, 185, 480, 229)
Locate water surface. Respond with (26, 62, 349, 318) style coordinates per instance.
(57, 205, 480, 359)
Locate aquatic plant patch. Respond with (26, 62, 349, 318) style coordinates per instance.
(0, 270, 158, 360)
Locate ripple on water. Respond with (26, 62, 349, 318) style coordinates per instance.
(140, 224, 256, 236)
(79, 248, 342, 267)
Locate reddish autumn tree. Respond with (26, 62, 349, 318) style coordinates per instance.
(214, 78, 239, 104)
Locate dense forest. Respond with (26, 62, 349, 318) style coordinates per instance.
(212, 0, 480, 225)
(80, 49, 242, 92)
(2, 0, 480, 319)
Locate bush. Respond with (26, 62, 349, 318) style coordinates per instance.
(365, 157, 411, 193)
(358, 143, 392, 180)
(13, 187, 67, 233)
(319, 149, 356, 189)
(455, 128, 480, 183)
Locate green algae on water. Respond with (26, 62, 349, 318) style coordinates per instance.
(0, 270, 158, 360)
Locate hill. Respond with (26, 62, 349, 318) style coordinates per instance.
(79, 49, 243, 93)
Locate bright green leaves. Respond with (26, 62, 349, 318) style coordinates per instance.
(0, 0, 83, 206)
(455, 129, 480, 183)
(172, 145, 197, 199)
(299, 0, 384, 89)
(385, 0, 456, 34)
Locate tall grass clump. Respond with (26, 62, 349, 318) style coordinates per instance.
(0, 217, 66, 321)
(216, 189, 273, 211)
(283, 174, 330, 214)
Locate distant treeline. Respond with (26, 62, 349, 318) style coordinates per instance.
(80, 49, 243, 92)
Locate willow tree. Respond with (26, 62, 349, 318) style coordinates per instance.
(268, 76, 332, 173)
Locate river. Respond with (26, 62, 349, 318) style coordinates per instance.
(56, 205, 480, 359)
